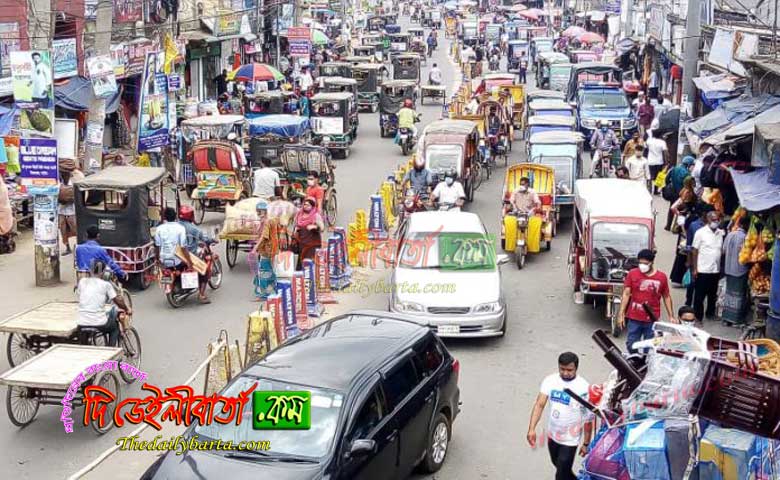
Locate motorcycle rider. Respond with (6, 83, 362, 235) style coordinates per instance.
(510, 176, 541, 215)
(177, 205, 215, 304)
(589, 120, 620, 177)
(396, 98, 419, 145)
(428, 63, 443, 85)
(402, 155, 434, 197)
(432, 169, 466, 211)
(77, 259, 131, 347)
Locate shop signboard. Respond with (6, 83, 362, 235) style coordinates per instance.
(19, 137, 58, 192)
(648, 4, 664, 42)
(218, 10, 242, 36)
(127, 40, 155, 78)
(137, 52, 170, 151)
(110, 44, 127, 78)
(288, 27, 312, 57)
(52, 38, 78, 79)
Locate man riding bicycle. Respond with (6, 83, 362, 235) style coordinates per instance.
(589, 120, 620, 177)
(77, 260, 131, 347)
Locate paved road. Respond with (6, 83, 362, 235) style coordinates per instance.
(0, 18, 737, 480)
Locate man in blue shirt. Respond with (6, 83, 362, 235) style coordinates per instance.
(75, 226, 127, 280)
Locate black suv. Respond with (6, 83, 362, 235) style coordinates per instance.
(142, 311, 461, 480)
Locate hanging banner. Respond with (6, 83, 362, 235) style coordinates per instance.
(10, 51, 55, 137)
(114, 0, 143, 23)
(87, 55, 118, 98)
(52, 38, 78, 79)
(137, 52, 170, 151)
(19, 137, 58, 193)
(288, 27, 312, 57)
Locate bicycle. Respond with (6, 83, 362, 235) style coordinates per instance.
(78, 311, 142, 384)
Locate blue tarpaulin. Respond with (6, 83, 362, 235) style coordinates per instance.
(248, 114, 311, 137)
(729, 168, 780, 212)
(0, 105, 18, 136)
(686, 94, 780, 153)
(54, 76, 120, 113)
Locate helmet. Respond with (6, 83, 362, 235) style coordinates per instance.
(403, 98, 413, 108)
(413, 155, 425, 169)
(178, 205, 195, 222)
(444, 169, 457, 180)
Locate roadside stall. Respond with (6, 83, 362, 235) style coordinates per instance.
(247, 115, 311, 169)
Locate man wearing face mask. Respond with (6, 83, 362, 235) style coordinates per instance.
(618, 249, 676, 353)
(527, 352, 593, 480)
(305, 171, 325, 213)
(511, 177, 541, 215)
(401, 155, 433, 197)
(431, 170, 465, 210)
(589, 120, 619, 177)
(691, 211, 725, 321)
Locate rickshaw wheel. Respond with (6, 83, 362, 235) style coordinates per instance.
(7, 333, 35, 368)
(193, 200, 206, 225)
(91, 371, 121, 434)
(226, 240, 239, 268)
(471, 166, 482, 192)
(7, 386, 39, 427)
(325, 192, 338, 226)
(209, 257, 224, 289)
(118, 327, 142, 384)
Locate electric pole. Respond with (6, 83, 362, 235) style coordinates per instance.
(677, 0, 701, 160)
(85, 0, 114, 173)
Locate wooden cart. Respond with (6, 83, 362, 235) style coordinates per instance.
(0, 302, 141, 385)
(219, 232, 257, 269)
(0, 344, 122, 433)
(420, 85, 447, 105)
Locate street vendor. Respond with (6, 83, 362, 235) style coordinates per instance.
(293, 197, 325, 270)
(510, 177, 541, 215)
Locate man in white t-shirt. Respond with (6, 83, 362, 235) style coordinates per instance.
(431, 170, 466, 210)
(692, 210, 725, 320)
(527, 352, 593, 480)
(645, 130, 668, 194)
(77, 260, 131, 346)
(252, 158, 281, 198)
(154, 207, 187, 268)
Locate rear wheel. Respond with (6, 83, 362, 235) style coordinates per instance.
(7, 334, 34, 367)
(401, 142, 409, 156)
(134, 272, 151, 291)
(166, 284, 185, 309)
(6, 386, 39, 427)
(325, 191, 338, 226)
(226, 240, 239, 268)
(472, 165, 483, 191)
(91, 372, 120, 434)
(118, 327, 142, 384)
(420, 412, 450, 473)
(209, 257, 224, 289)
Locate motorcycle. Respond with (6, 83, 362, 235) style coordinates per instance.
(160, 241, 223, 308)
(511, 210, 530, 269)
(398, 127, 417, 156)
(489, 56, 500, 71)
(398, 188, 431, 225)
(593, 147, 616, 178)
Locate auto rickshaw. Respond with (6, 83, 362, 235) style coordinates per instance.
(321, 76, 359, 106)
(387, 32, 411, 59)
(526, 99, 575, 124)
(478, 99, 513, 165)
(420, 119, 481, 201)
(353, 63, 386, 112)
(570, 179, 655, 336)
(310, 92, 358, 159)
(247, 114, 311, 169)
(485, 23, 502, 44)
(343, 55, 374, 66)
(535, 52, 570, 89)
(392, 53, 421, 82)
(367, 15, 385, 32)
(410, 38, 428, 63)
(352, 44, 378, 62)
(527, 130, 584, 219)
(530, 36, 554, 62)
(526, 89, 566, 103)
(569, 49, 601, 64)
(549, 62, 573, 93)
(384, 24, 402, 35)
(501, 163, 556, 269)
(382, 13, 398, 25)
(379, 79, 416, 138)
(525, 115, 576, 139)
(75, 166, 176, 290)
(318, 61, 353, 80)
(180, 114, 247, 197)
(423, 8, 442, 28)
(408, 27, 425, 40)
(244, 90, 288, 117)
(278, 145, 338, 226)
(507, 39, 530, 72)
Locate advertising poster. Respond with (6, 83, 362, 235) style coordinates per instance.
(52, 38, 78, 79)
(137, 52, 170, 151)
(10, 51, 54, 137)
(33, 194, 58, 248)
(114, 0, 143, 23)
(87, 55, 118, 98)
(288, 27, 312, 57)
(19, 137, 58, 193)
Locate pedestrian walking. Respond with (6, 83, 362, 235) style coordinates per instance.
(645, 130, 668, 194)
(669, 176, 698, 285)
(57, 161, 83, 256)
(618, 249, 677, 353)
(663, 156, 694, 230)
(527, 352, 593, 480)
(684, 206, 709, 305)
(519, 53, 528, 84)
(721, 214, 750, 324)
(637, 95, 654, 138)
(691, 210, 725, 320)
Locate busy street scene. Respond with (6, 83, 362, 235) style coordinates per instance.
(1, 0, 780, 479)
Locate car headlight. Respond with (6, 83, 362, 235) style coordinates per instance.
(581, 119, 597, 128)
(474, 301, 501, 313)
(394, 299, 425, 313)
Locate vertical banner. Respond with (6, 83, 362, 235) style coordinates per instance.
(138, 52, 170, 151)
(52, 38, 78, 79)
(87, 55, 118, 98)
(10, 51, 54, 137)
(19, 138, 59, 194)
(288, 27, 312, 57)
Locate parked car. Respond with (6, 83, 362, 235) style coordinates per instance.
(141, 312, 461, 480)
(390, 211, 509, 337)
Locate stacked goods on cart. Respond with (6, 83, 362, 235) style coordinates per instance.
(220, 197, 263, 236)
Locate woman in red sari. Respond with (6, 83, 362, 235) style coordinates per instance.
(293, 196, 325, 269)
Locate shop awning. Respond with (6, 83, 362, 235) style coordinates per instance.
(54, 76, 120, 113)
(752, 122, 780, 167)
(0, 105, 18, 136)
(702, 103, 780, 148)
(692, 73, 745, 100)
(729, 168, 780, 212)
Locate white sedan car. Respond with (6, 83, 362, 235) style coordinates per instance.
(389, 211, 508, 338)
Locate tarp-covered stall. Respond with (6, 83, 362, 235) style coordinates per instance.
(752, 122, 780, 185)
(686, 95, 780, 154)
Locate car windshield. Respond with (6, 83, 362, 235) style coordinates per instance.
(398, 232, 496, 270)
(425, 144, 462, 174)
(580, 90, 628, 109)
(592, 222, 650, 258)
(194, 376, 344, 459)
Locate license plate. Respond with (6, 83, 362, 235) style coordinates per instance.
(438, 325, 460, 335)
(160, 277, 173, 284)
(181, 271, 199, 289)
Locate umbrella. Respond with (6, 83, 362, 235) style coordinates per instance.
(577, 31, 605, 44)
(510, 4, 527, 11)
(517, 10, 539, 20)
(311, 29, 329, 45)
(562, 25, 585, 37)
(228, 63, 285, 82)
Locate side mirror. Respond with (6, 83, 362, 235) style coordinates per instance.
(348, 439, 376, 458)
(497, 254, 509, 265)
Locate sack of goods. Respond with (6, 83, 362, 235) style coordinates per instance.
(221, 197, 262, 236)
